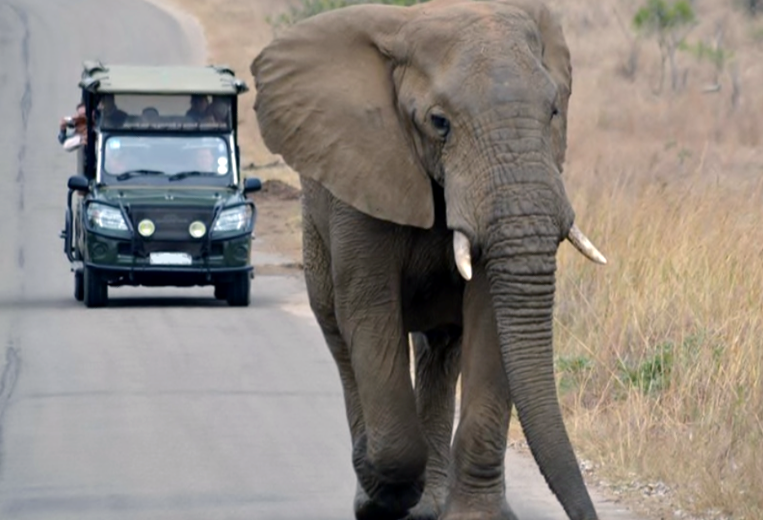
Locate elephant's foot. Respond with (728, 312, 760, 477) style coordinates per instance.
(352, 472, 425, 520)
(352, 435, 426, 519)
(440, 496, 518, 520)
(354, 481, 429, 520)
(403, 488, 442, 520)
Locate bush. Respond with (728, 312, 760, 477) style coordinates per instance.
(268, 0, 429, 30)
(632, 0, 697, 93)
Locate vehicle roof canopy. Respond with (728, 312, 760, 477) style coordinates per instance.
(79, 61, 249, 96)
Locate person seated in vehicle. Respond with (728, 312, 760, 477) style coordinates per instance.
(204, 96, 230, 123)
(57, 102, 88, 152)
(194, 147, 217, 173)
(186, 94, 210, 122)
(96, 94, 129, 128)
(141, 107, 160, 123)
(104, 144, 130, 175)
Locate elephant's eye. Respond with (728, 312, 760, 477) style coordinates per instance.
(550, 106, 559, 119)
(430, 114, 450, 138)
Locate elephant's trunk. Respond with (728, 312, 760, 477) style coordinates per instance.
(484, 214, 599, 520)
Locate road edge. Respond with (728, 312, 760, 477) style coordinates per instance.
(139, 0, 208, 66)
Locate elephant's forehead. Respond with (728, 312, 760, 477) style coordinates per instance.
(399, 3, 543, 83)
(402, 2, 541, 55)
(398, 5, 549, 100)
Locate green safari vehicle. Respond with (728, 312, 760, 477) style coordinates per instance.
(61, 61, 262, 308)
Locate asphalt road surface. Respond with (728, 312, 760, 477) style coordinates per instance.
(0, 1, 645, 519)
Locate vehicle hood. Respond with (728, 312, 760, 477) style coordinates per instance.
(95, 186, 240, 207)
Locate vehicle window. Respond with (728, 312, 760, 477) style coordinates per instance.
(97, 94, 232, 131)
(102, 135, 231, 179)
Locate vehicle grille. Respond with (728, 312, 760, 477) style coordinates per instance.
(118, 241, 224, 258)
(128, 206, 215, 241)
(125, 205, 216, 259)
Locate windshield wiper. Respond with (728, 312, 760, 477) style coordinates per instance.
(115, 169, 166, 181)
(167, 170, 219, 181)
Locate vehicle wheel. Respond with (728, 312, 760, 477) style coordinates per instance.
(214, 284, 228, 300)
(83, 266, 108, 308)
(74, 269, 84, 302)
(226, 272, 251, 307)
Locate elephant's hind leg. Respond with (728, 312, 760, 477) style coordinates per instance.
(406, 329, 461, 520)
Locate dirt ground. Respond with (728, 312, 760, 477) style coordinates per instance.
(245, 168, 304, 273)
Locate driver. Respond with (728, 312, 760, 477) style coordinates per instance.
(194, 147, 217, 172)
(105, 144, 129, 174)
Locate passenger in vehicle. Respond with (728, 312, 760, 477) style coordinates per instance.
(97, 94, 129, 128)
(186, 94, 210, 122)
(57, 102, 88, 152)
(205, 96, 230, 123)
(141, 107, 160, 123)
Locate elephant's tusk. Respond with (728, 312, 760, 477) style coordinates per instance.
(567, 224, 607, 265)
(453, 231, 473, 281)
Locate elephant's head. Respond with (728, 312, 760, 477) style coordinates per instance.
(252, 0, 605, 517)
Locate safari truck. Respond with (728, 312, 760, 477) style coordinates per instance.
(60, 61, 262, 308)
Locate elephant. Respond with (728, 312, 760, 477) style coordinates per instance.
(250, 0, 607, 519)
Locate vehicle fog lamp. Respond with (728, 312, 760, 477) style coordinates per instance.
(189, 221, 207, 238)
(138, 219, 155, 237)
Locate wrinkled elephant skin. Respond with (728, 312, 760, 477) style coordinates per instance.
(251, 1, 606, 519)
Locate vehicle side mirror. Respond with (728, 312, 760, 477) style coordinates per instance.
(68, 175, 90, 193)
(243, 177, 262, 194)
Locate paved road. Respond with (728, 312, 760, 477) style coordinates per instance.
(0, 1, 644, 519)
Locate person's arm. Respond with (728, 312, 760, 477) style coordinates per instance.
(62, 134, 83, 152)
(58, 118, 68, 144)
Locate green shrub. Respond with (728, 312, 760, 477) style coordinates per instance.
(268, 0, 430, 30)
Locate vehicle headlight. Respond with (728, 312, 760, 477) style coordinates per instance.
(87, 203, 128, 231)
(212, 205, 252, 234)
(189, 221, 207, 238)
(138, 219, 155, 237)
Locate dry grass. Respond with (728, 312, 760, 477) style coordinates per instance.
(548, 2, 763, 518)
(165, 0, 763, 517)
(555, 172, 763, 518)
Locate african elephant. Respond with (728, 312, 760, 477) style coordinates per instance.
(250, 1, 607, 519)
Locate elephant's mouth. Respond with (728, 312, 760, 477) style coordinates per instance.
(452, 225, 606, 281)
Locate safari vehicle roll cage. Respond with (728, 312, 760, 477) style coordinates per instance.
(75, 60, 250, 180)
(61, 61, 261, 308)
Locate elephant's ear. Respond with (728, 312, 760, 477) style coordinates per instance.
(507, 0, 572, 167)
(251, 5, 435, 229)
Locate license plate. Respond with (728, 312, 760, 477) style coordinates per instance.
(149, 252, 192, 266)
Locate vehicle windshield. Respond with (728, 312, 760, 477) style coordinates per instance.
(101, 135, 234, 186)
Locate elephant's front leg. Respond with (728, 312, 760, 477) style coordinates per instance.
(406, 329, 461, 520)
(335, 275, 428, 518)
(442, 266, 517, 520)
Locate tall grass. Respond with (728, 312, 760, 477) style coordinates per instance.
(554, 153, 763, 518)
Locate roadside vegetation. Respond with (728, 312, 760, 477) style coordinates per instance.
(165, 0, 763, 517)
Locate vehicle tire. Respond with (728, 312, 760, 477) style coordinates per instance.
(226, 272, 251, 307)
(74, 269, 84, 302)
(83, 266, 108, 308)
(214, 284, 228, 300)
